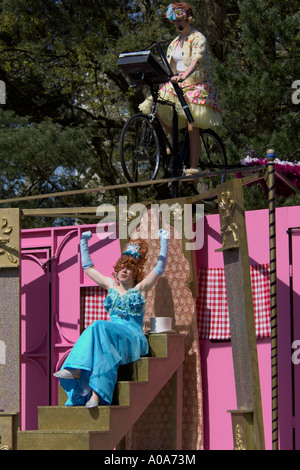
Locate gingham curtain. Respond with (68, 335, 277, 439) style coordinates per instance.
(81, 286, 109, 330)
(196, 264, 271, 340)
(80, 264, 271, 340)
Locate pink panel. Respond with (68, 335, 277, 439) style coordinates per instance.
(54, 228, 80, 345)
(257, 339, 272, 450)
(196, 214, 223, 267)
(199, 341, 236, 450)
(79, 224, 121, 286)
(196, 208, 271, 269)
(290, 227, 300, 448)
(51, 228, 80, 405)
(199, 338, 272, 450)
(276, 207, 300, 449)
(21, 228, 53, 249)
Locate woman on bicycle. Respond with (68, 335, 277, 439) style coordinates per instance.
(139, 2, 222, 176)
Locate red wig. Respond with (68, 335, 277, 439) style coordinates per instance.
(113, 238, 149, 285)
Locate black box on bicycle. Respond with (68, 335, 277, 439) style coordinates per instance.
(117, 50, 169, 86)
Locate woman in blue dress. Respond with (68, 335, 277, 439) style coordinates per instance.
(54, 229, 169, 408)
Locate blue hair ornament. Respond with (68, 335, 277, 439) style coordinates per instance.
(165, 3, 176, 20)
(122, 242, 141, 259)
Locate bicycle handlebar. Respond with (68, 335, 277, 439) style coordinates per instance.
(156, 43, 195, 125)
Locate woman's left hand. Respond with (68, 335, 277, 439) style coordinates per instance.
(158, 229, 170, 241)
(171, 73, 186, 84)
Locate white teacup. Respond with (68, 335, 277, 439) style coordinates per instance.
(148, 317, 173, 334)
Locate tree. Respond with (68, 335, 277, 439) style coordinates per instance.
(0, 1, 162, 220)
(211, 1, 298, 154)
(0, 0, 299, 221)
(196, 0, 300, 209)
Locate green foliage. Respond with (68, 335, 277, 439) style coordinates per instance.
(202, 0, 300, 209)
(0, 0, 299, 224)
(210, 0, 300, 163)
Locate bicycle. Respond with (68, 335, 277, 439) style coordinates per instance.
(118, 44, 227, 197)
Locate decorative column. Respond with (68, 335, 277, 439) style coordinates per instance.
(266, 149, 279, 450)
(0, 209, 21, 450)
(216, 179, 265, 450)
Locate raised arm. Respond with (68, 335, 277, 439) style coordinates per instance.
(80, 231, 112, 290)
(138, 229, 169, 294)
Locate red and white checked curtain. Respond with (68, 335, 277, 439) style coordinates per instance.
(196, 264, 271, 340)
(81, 264, 271, 341)
(81, 286, 109, 330)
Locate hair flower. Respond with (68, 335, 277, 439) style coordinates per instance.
(165, 3, 176, 20)
(122, 242, 141, 259)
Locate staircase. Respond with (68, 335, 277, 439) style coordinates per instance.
(16, 333, 185, 450)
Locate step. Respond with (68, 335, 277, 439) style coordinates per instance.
(16, 430, 103, 451)
(147, 333, 170, 357)
(117, 356, 149, 382)
(112, 380, 148, 406)
(38, 406, 110, 431)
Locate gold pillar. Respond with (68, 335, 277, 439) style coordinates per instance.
(216, 179, 265, 450)
(0, 209, 21, 450)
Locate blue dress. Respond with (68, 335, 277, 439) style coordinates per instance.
(59, 286, 149, 406)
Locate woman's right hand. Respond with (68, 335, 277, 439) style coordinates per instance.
(171, 73, 185, 84)
(81, 231, 92, 242)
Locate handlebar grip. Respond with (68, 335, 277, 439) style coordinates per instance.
(171, 82, 195, 124)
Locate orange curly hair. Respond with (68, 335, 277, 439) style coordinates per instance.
(113, 238, 149, 285)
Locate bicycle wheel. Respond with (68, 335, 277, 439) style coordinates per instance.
(120, 114, 161, 183)
(195, 129, 227, 194)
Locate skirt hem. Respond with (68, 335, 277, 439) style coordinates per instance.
(139, 96, 222, 130)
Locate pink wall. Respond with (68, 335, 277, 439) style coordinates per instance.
(197, 206, 300, 450)
(20, 206, 300, 449)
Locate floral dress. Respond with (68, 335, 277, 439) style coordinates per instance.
(59, 285, 148, 406)
(139, 29, 222, 130)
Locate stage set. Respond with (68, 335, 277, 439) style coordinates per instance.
(1, 152, 300, 450)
